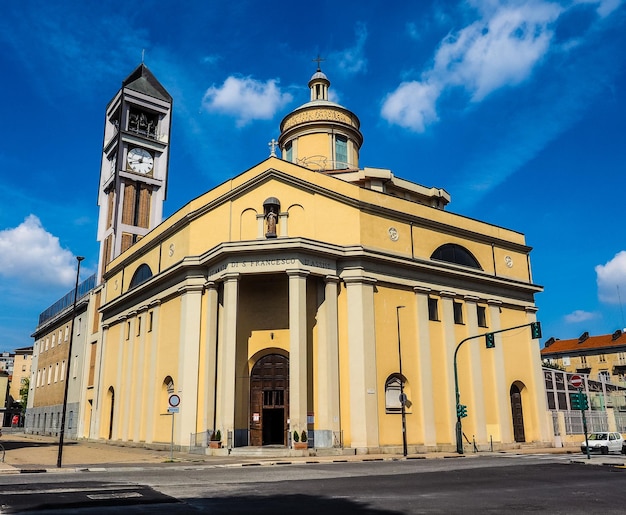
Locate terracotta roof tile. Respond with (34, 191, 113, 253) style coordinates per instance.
(541, 331, 626, 355)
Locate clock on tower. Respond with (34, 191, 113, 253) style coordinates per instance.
(96, 64, 173, 282)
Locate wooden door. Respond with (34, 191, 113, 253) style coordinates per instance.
(250, 354, 289, 446)
(510, 384, 525, 443)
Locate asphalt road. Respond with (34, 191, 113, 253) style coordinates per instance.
(1, 454, 624, 514)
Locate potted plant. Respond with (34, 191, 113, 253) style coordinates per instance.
(293, 430, 308, 450)
(209, 429, 222, 449)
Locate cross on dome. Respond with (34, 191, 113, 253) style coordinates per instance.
(312, 55, 325, 72)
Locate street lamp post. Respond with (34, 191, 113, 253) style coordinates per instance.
(57, 256, 85, 468)
(396, 305, 407, 457)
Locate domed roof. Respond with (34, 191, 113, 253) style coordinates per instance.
(310, 70, 328, 82)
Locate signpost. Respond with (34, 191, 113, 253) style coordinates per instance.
(570, 375, 583, 389)
(167, 394, 181, 460)
(569, 376, 589, 460)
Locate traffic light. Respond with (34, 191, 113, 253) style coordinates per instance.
(457, 404, 468, 418)
(581, 393, 589, 410)
(485, 333, 495, 348)
(530, 321, 542, 339)
(571, 393, 581, 410)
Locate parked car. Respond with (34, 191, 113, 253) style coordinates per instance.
(581, 432, 624, 454)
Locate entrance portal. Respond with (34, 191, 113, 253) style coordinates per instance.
(510, 383, 526, 443)
(250, 354, 289, 446)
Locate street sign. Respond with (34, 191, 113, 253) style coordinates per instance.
(570, 375, 583, 389)
(167, 406, 179, 413)
(168, 394, 181, 408)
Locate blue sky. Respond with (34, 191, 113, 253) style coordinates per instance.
(1, 0, 625, 353)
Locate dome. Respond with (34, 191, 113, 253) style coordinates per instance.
(310, 70, 328, 82)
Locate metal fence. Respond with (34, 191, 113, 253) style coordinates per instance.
(189, 430, 210, 454)
(563, 410, 608, 434)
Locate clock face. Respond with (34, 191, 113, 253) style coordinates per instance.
(127, 147, 154, 174)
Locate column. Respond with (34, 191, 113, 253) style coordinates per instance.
(344, 273, 379, 450)
(316, 275, 340, 447)
(288, 269, 309, 441)
(413, 286, 436, 446)
(464, 296, 487, 442)
(204, 281, 219, 432)
(488, 300, 511, 442)
(177, 282, 204, 443)
(216, 273, 239, 440)
(439, 291, 457, 444)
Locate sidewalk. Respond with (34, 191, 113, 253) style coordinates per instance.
(0, 432, 614, 475)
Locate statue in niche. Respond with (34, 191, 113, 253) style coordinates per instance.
(265, 208, 277, 238)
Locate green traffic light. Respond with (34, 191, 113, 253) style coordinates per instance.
(530, 321, 542, 339)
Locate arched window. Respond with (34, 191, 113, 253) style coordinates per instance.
(129, 264, 153, 289)
(431, 244, 482, 269)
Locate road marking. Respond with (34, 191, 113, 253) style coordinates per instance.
(87, 492, 144, 500)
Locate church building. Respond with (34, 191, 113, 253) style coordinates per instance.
(79, 64, 552, 453)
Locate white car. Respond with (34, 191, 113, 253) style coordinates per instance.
(580, 432, 624, 454)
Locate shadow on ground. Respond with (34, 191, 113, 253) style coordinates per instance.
(0, 438, 76, 451)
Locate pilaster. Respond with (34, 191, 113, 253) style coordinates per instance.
(488, 300, 511, 442)
(413, 286, 436, 446)
(344, 272, 379, 449)
(439, 290, 457, 443)
(145, 300, 161, 443)
(177, 282, 204, 443)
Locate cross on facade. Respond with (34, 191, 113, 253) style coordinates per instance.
(312, 55, 325, 71)
(268, 138, 278, 157)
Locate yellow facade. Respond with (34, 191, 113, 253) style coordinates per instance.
(67, 67, 553, 453)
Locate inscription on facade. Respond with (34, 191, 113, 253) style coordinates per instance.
(208, 256, 334, 277)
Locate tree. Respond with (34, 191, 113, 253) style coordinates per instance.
(19, 377, 29, 414)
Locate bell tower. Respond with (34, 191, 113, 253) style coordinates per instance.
(96, 64, 172, 281)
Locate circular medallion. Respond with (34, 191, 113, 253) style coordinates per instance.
(169, 243, 175, 257)
(504, 256, 513, 268)
(388, 227, 399, 241)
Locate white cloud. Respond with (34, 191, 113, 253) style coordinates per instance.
(564, 309, 599, 323)
(382, 0, 562, 130)
(381, 81, 441, 132)
(201, 76, 293, 127)
(573, 0, 625, 18)
(331, 22, 368, 75)
(0, 215, 76, 287)
(596, 251, 626, 304)
(434, 2, 561, 101)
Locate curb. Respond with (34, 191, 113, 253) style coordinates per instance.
(0, 454, 466, 475)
